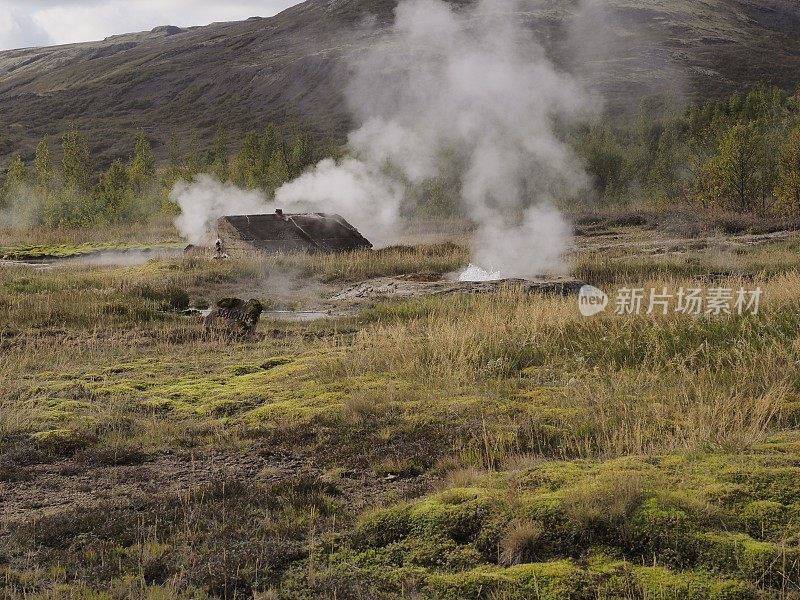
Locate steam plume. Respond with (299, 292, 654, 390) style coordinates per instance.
(172, 176, 268, 245)
(281, 0, 591, 278)
(0, 184, 44, 229)
(274, 158, 405, 245)
(173, 0, 593, 278)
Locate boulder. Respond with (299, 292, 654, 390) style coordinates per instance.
(204, 298, 264, 336)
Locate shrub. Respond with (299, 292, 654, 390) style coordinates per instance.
(499, 520, 546, 566)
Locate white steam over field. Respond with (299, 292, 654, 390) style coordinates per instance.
(274, 158, 405, 244)
(172, 0, 594, 278)
(172, 176, 269, 245)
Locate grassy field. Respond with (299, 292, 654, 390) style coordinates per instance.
(1, 224, 800, 599)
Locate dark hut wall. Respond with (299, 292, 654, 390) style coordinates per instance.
(216, 218, 261, 257)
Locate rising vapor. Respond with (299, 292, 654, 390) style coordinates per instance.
(173, 0, 594, 278)
(280, 0, 593, 278)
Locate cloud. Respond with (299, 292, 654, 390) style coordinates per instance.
(0, 9, 53, 51)
(0, 0, 301, 51)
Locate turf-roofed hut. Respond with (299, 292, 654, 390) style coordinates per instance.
(215, 210, 373, 256)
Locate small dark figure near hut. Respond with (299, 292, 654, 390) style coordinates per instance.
(213, 238, 229, 260)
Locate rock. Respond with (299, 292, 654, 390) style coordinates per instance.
(204, 298, 264, 336)
(151, 25, 183, 36)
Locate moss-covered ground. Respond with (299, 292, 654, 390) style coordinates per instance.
(299, 443, 800, 599)
(1, 227, 800, 599)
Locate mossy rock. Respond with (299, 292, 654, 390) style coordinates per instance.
(205, 298, 264, 336)
(216, 297, 242, 310)
(245, 299, 264, 321)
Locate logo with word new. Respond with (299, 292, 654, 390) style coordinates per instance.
(578, 285, 609, 317)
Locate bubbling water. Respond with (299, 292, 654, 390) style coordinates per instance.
(459, 264, 503, 282)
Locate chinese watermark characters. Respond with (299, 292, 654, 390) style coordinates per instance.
(579, 285, 763, 317)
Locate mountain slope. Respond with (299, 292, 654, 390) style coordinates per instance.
(0, 0, 798, 168)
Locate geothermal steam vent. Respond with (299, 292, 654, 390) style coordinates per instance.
(216, 210, 372, 255)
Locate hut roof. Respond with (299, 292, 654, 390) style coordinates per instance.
(217, 212, 372, 253)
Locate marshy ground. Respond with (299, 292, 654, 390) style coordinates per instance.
(2, 214, 800, 599)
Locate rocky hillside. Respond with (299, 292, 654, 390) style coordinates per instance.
(0, 0, 798, 167)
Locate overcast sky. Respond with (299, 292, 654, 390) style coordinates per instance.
(0, 0, 303, 51)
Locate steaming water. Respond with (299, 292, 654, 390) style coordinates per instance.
(68, 249, 184, 266)
(459, 264, 503, 282)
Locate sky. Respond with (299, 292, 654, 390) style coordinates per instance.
(0, 0, 303, 51)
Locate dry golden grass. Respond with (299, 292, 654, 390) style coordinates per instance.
(499, 520, 546, 566)
(0, 218, 179, 249)
(260, 241, 470, 282)
(323, 272, 800, 459)
(563, 470, 647, 528)
(2, 238, 798, 466)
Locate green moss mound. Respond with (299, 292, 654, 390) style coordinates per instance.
(296, 447, 800, 599)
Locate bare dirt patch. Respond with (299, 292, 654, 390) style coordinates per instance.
(0, 446, 429, 529)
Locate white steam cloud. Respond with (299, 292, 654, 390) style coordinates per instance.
(172, 176, 269, 245)
(171, 163, 404, 246)
(471, 205, 573, 280)
(0, 184, 46, 230)
(274, 158, 405, 244)
(172, 0, 593, 278)
(345, 0, 592, 278)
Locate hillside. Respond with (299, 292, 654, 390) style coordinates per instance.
(0, 0, 799, 168)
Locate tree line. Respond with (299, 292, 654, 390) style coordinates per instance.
(577, 85, 800, 216)
(3, 85, 800, 229)
(0, 125, 320, 228)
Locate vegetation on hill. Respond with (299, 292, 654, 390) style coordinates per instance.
(577, 85, 800, 215)
(1, 0, 799, 168)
